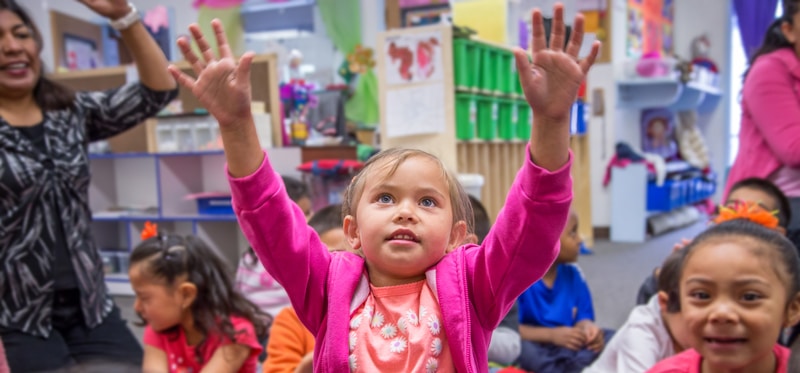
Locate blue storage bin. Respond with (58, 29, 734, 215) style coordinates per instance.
(196, 195, 234, 215)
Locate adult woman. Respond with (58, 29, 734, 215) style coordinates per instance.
(0, 0, 177, 371)
(726, 0, 800, 230)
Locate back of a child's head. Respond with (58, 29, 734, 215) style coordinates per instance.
(131, 233, 271, 339)
(728, 177, 792, 228)
(682, 219, 800, 299)
(342, 148, 474, 234)
(308, 203, 343, 235)
(657, 248, 688, 313)
(282, 175, 309, 203)
(468, 195, 490, 244)
(308, 203, 348, 251)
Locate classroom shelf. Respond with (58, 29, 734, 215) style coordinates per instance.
(616, 78, 722, 112)
(88, 147, 303, 295)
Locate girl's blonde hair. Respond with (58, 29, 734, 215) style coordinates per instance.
(342, 148, 474, 235)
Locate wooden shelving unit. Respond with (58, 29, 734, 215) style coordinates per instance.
(47, 54, 289, 295)
(377, 24, 594, 245)
(49, 53, 283, 149)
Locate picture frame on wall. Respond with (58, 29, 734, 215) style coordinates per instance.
(63, 33, 101, 71)
(402, 4, 451, 27)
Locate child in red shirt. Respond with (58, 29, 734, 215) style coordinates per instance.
(130, 230, 271, 373)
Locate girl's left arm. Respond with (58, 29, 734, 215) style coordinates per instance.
(201, 344, 252, 373)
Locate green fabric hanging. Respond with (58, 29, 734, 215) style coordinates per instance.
(318, 0, 379, 127)
(317, 0, 361, 54)
(345, 70, 380, 125)
(195, 5, 244, 57)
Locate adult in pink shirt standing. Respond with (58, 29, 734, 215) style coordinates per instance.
(167, 3, 599, 371)
(726, 0, 800, 230)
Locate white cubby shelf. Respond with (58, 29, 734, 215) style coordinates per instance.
(91, 147, 302, 295)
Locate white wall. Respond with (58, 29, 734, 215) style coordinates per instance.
(590, 0, 731, 227)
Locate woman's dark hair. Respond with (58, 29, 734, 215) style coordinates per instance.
(744, 1, 800, 79)
(728, 177, 792, 228)
(658, 248, 688, 313)
(0, 0, 75, 110)
(681, 219, 800, 300)
(131, 233, 271, 362)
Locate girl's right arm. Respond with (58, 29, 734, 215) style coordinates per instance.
(168, 20, 263, 177)
(142, 345, 169, 373)
(169, 20, 332, 333)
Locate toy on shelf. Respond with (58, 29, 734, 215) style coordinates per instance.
(280, 81, 317, 146)
(298, 159, 363, 212)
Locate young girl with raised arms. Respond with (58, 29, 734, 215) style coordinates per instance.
(647, 219, 800, 373)
(130, 229, 271, 373)
(167, 2, 599, 371)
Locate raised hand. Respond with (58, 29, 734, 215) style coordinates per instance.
(514, 3, 600, 123)
(77, 0, 132, 20)
(168, 20, 254, 127)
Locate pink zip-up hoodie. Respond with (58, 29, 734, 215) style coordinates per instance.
(725, 48, 800, 197)
(228, 147, 572, 372)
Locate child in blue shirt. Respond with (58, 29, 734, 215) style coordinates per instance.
(517, 210, 613, 373)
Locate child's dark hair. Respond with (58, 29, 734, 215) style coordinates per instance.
(243, 175, 310, 261)
(658, 249, 688, 313)
(681, 219, 800, 300)
(282, 175, 309, 203)
(309, 203, 343, 235)
(131, 233, 271, 361)
(744, 0, 800, 79)
(468, 195, 490, 244)
(728, 177, 792, 228)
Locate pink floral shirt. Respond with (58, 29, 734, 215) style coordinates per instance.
(349, 280, 454, 372)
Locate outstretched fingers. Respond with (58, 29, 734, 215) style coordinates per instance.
(212, 19, 234, 60)
(190, 23, 217, 63)
(176, 36, 205, 76)
(235, 52, 255, 88)
(548, 3, 566, 51)
(167, 65, 196, 91)
(530, 8, 547, 53)
(579, 41, 601, 74)
(565, 13, 585, 58)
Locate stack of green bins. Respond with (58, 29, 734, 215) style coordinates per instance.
(455, 93, 478, 141)
(515, 100, 531, 140)
(497, 98, 515, 140)
(453, 38, 482, 92)
(477, 96, 498, 140)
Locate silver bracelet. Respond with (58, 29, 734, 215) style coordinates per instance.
(109, 3, 140, 31)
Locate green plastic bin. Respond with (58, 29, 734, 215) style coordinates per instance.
(515, 100, 531, 140)
(497, 98, 514, 140)
(454, 39, 482, 91)
(496, 51, 514, 96)
(478, 44, 497, 94)
(455, 93, 478, 141)
(477, 96, 499, 141)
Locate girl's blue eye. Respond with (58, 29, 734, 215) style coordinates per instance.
(420, 198, 436, 207)
(378, 194, 393, 203)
